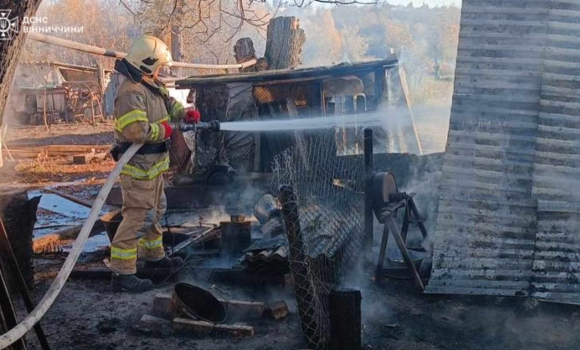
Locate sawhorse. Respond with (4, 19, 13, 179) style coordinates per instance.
(375, 192, 428, 291)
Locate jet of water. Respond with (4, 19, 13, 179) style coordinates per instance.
(219, 113, 386, 132)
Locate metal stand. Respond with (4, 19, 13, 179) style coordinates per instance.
(375, 193, 428, 291)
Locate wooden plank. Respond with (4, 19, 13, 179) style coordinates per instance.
(175, 58, 398, 88)
(220, 299, 265, 320)
(264, 301, 289, 320)
(172, 318, 254, 337)
(386, 217, 425, 291)
(137, 314, 173, 336)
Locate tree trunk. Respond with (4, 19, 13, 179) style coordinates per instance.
(170, 1, 184, 77)
(264, 17, 306, 70)
(0, 0, 43, 126)
(170, 26, 182, 76)
(234, 38, 257, 73)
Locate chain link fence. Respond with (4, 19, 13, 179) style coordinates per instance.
(271, 130, 365, 349)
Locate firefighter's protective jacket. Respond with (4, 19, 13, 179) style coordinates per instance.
(113, 70, 185, 180)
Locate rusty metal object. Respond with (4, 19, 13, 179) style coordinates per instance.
(371, 172, 399, 223)
(254, 194, 280, 225)
(230, 214, 245, 223)
(168, 282, 227, 324)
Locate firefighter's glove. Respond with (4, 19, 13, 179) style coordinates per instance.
(160, 121, 173, 139)
(184, 109, 201, 124)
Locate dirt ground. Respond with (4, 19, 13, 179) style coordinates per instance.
(19, 261, 580, 350)
(5, 120, 580, 350)
(1, 123, 115, 185)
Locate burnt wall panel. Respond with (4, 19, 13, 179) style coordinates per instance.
(531, 1, 580, 303)
(427, 0, 548, 296)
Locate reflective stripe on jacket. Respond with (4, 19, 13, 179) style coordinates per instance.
(113, 78, 172, 180)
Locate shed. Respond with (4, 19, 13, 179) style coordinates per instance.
(174, 58, 421, 175)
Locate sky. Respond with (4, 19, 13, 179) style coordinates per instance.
(387, 0, 461, 6)
(300, 0, 462, 8)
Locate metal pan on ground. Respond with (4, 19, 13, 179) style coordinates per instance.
(169, 282, 227, 324)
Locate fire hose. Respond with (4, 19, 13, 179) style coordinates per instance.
(0, 120, 222, 348)
(0, 143, 143, 349)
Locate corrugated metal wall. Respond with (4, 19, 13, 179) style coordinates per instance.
(429, 0, 580, 301)
(428, 0, 547, 296)
(531, 0, 580, 303)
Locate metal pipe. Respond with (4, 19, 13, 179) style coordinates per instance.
(0, 143, 143, 349)
(174, 120, 220, 132)
(27, 33, 258, 70)
(364, 127, 374, 252)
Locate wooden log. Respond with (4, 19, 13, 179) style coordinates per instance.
(264, 17, 306, 70)
(137, 315, 174, 336)
(329, 289, 362, 350)
(0, 190, 39, 291)
(234, 38, 256, 64)
(172, 318, 254, 337)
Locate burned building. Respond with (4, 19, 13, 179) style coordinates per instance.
(172, 58, 421, 180)
(8, 61, 110, 125)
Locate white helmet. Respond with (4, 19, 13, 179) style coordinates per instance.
(125, 35, 173, 75)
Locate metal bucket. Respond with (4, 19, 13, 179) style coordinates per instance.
(168, 282, 227, 324)
(254, 194, 280, 224)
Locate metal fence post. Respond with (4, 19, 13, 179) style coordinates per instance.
(364, 128, 374, 252)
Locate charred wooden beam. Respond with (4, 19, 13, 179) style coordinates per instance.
(265, 17, 306, 70)
(329, 289, 362, 350)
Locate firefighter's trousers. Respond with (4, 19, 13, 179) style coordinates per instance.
(109, 174, 167, 275)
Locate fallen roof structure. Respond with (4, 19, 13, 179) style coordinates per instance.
(175, 59, 398, 87)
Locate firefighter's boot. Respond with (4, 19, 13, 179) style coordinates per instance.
(112, 274, 153, 293)
(144, 256, 184, 269)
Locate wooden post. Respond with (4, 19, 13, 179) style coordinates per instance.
(0, 1, 44, 127)
(0, 219, 50, 350)
(264, 17, 306, 70)
(329, 289, 362, 350)
(0, 268, 26, 350)
(0, 190, 40, 291)
(279, 185, 321, 348)
(364, 128, 374, 252)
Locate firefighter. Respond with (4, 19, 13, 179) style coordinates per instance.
(109, 35, 200, 293)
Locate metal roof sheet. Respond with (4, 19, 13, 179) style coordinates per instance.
(427, 0, 546, 297)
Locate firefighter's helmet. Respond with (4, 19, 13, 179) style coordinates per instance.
(125, 35, 173, 75)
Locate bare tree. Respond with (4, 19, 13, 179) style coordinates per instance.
(0, 0, 44, 125)
(1, 0, 380, 123)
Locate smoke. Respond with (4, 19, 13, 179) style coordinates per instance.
(196, 206, 232, 225)
(402, 158, 442, 253)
